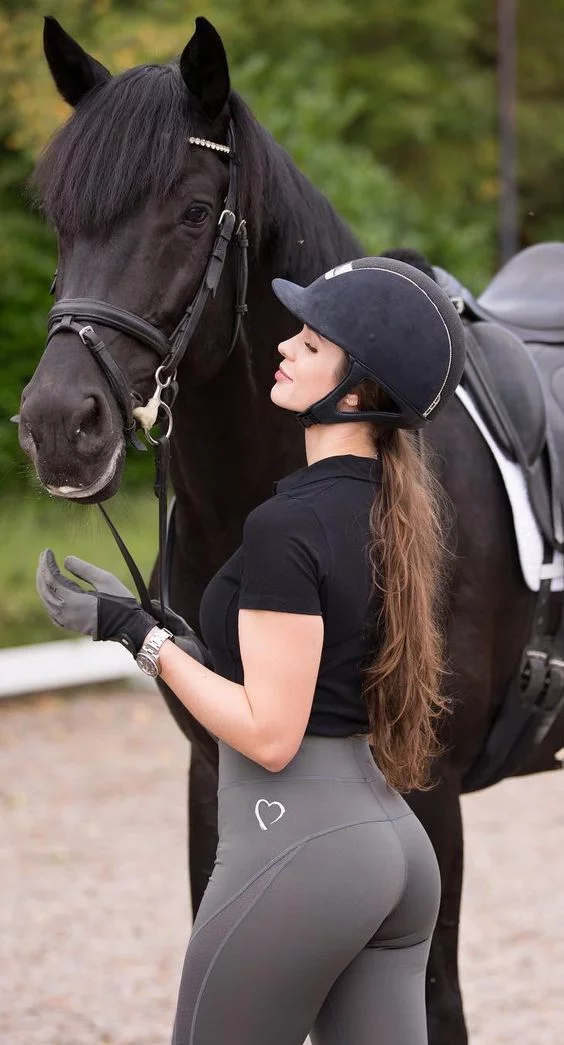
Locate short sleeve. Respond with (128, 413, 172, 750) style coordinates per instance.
(238, 496, 325, 615)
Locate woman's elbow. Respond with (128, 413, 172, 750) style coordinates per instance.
(260, 752, 292, 773)
(256, 735, 300, 773)
(258, 753, 292, 773)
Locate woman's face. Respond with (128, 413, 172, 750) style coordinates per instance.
(270, 325, 349, 413)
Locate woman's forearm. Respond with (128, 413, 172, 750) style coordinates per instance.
(156, 638, 276, 769)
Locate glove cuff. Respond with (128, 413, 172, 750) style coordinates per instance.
(98, 596, 157, 655)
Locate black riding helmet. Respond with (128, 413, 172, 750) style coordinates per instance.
(272, 257, 466, 429)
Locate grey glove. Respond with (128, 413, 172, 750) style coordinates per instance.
(36, 550, 157, 654)
(37, 550, 212, 667)
(149, 600, 213, 669)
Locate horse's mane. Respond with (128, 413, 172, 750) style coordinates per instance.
(32, 62, 359, 276)
(229, 93, 360, 275)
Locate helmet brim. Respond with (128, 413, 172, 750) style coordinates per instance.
(272, 278, 324, 338)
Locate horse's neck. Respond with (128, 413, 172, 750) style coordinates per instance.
(170, 175, 361, 574)
(252, 131, 362, 286)
(169, 265, 305, 569)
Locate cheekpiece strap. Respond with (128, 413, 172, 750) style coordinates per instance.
(295, 358, 420, 430)
(161, 122, 243, 378)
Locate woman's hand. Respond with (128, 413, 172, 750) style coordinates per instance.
(36, 550, 212, 667)
(151, 600, 214, 669)
(36, 550, 157, 655)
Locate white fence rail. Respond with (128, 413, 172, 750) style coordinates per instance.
(0, 639, 141, 698)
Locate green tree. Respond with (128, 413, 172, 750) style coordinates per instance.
(1, 0, 563, 490)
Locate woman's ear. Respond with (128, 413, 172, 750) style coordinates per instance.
(337, 392, 359, 413)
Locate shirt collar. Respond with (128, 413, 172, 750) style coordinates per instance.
(274, 454, 381, 494)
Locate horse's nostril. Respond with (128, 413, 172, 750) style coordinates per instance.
(73, 395, 103, 440)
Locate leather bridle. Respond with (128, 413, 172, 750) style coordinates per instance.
(47, 120, 248, 446)
(44, 120, 248, 623)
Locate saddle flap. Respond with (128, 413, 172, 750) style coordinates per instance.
(467, 322, 546, 467)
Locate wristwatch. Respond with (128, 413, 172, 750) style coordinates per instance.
(136, 627, 174, 677)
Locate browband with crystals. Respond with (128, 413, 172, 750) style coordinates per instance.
(188, 136, 231, 155)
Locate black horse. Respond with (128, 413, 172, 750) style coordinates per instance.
(18, 17, 563, 1045)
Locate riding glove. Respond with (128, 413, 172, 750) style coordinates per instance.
(36, 550, 210, 666)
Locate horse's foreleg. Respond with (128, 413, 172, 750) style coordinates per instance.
(407, 775, 467, 1045)
(155, 677, 220, 915)
(188, 741, 219, 916)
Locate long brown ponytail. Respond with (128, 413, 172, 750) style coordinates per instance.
(354, 380, 451, 792)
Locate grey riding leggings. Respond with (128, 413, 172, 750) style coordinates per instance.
(172, 736, 441, 1045)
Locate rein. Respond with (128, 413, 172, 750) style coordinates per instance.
(45, 121, 248, 626)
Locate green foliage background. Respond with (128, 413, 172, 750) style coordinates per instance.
(1, 0, 563, 490)
(0, 1, 562, 644)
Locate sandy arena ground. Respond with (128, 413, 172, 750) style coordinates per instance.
(1, 685, 562, 1044)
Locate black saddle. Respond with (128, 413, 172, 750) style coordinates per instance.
(443, 242, 564, 343)
(435, 242, 564, 551)
(440, 244, 564, 794)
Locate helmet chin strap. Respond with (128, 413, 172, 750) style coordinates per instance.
(296, 358, 413, 429)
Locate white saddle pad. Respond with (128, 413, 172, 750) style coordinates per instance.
(455, 385, 564, 592)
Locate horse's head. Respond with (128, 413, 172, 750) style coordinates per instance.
(19, 16, 245, 502)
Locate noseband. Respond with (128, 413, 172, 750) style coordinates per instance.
(43, 121, 248, 622)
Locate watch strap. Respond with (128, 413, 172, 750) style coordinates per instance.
(139, 627, 173, 658)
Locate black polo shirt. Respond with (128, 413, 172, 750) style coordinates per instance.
(199, 454, 383, 736)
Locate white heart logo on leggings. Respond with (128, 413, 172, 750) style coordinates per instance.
(255, 798, 286, 831)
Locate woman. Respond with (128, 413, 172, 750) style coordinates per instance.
(37, 256, 466, 1045)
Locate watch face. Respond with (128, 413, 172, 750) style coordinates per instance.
(136, 652, 159, 678)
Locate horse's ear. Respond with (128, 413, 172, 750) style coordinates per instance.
(43, 15, 111, 107)
(180, 17, 230, 124)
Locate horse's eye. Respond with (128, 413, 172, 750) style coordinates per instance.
(183, 204, 209, 225)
